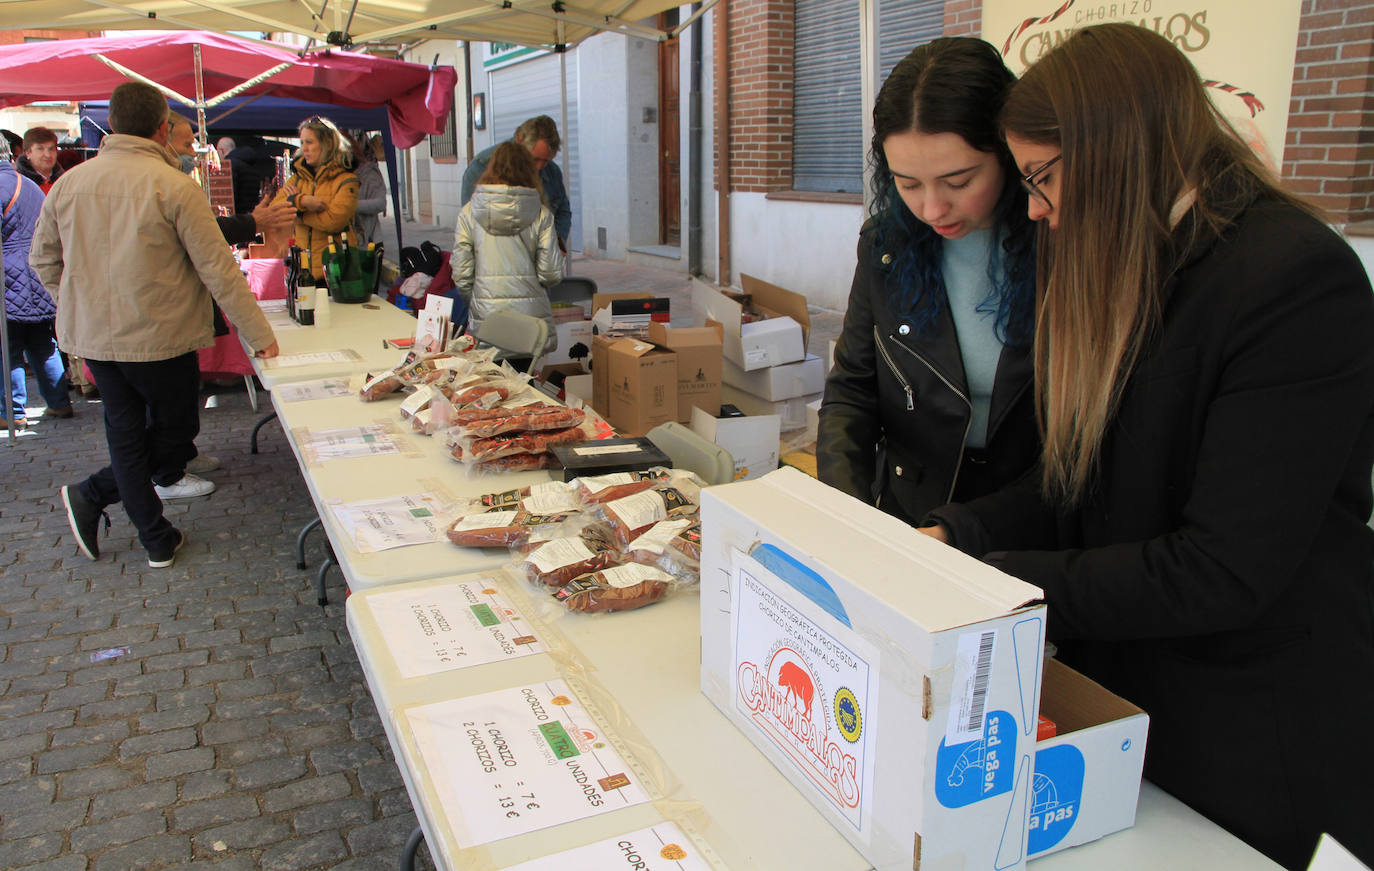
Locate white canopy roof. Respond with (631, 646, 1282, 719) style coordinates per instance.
(0, 0, 716, 50)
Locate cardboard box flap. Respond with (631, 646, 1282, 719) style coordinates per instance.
(591, 290, 653, 314)
(708, 468, 1043, 631)
(1040, 658, 1147, 734)
(740, 273, 812, 346)
(649, 321, 724, 348)
(691, 279, 741, 333)
(610, 338, 659, 358)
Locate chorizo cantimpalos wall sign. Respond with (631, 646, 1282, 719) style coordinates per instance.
(982, 0, 1303, 168)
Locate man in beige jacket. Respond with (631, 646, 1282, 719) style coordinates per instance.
(32, 81, 279, 569)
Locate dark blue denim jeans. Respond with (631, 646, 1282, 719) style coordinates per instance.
(79, 353, 199, 554)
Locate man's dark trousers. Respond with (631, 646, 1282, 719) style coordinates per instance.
(79, 353, 199, 554)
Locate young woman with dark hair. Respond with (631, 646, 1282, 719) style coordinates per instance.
(924, 24, 1374, 869)
(818, 37, 1039, 525)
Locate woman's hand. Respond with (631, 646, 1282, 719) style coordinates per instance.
(917, 524, 949, 544)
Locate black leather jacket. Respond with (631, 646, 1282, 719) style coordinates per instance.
(817, 224, 1039, 524)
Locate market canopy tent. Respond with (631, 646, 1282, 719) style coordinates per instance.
(0, 0, 713, 49)
(0, 30, 456, 148)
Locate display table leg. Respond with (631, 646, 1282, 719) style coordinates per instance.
(398, 825, 425, 871)
(250, 411, 278, 454)
(296, 517, 322, 570)
(314, 544, 336, 607)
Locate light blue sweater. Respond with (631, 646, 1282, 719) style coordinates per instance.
(940, 228, 1003, 449)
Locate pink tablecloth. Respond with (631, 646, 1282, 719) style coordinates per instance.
(197, 258, 288, 377)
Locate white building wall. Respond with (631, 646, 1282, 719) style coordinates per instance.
(728, 193, 864, 311)
(578, 36, 632, 259)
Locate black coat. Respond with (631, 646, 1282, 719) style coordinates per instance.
(818, 223, 1039, 524)
(929, 197, 1374, 870)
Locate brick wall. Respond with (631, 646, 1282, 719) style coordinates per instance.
(944, 0, 983, 37)
(1284, 0, 1374, 224)
(718, 0, 794, 192)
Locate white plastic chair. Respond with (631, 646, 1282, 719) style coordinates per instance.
(646, 421, 735, 485)
(473, 309, 550, 375)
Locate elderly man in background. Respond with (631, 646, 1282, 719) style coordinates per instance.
(33, 81, 279, 569)
(16, 126, 64, 194)
(461, 115, 571, 251)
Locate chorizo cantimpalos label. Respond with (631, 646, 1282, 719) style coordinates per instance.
(729, 549, 881, 839)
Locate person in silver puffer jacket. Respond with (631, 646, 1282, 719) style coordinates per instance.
(454, 142, 564, 352)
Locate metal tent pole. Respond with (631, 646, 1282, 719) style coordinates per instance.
(1, 241, 15, 443)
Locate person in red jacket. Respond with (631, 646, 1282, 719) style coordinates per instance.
(16, 126, 64, 194)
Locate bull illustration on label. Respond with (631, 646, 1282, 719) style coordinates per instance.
(777, 659, 815, 719)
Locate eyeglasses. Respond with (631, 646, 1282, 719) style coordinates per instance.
(1020, 155, 1061, 209)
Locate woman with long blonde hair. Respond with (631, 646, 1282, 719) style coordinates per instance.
(272, 115, 359, 279)
(924, 23, 1374, 869)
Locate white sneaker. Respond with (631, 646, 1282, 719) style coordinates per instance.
(185, 454, 221, 474)
(154, 474, 216, 500)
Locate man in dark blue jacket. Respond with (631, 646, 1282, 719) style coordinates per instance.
(461, 115, 571, 251)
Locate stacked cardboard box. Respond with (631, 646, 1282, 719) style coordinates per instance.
(692, 274, 822, 432)
(589, 294, 724, 436)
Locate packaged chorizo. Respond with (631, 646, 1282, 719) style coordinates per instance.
(597, 485, 700, 547)
(573, 469, 672, 505)
(625, 518, 702, 579)
(446, 509, 574, 549)
(520, 529, 621, 587)
(552, 563, 675, 613)
(451, 425, 587, 464)
(451, 405, 585, 439)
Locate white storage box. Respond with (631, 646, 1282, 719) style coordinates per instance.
(690, 275, 809, 372)
(722, 353, 826, 401)
(722, 384, 818, 432)
(690, 406, 780, 481)
(701, 468, 1049, 871)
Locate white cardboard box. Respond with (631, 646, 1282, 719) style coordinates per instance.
(690, 276, 808, 371)
(690, 406, 780, 481)
(722, 354, 826, 401)
(805, 397, 822, 442)
(722, 384, 819, 432)
(1028, 659, 1148, 859)
(700, 468, 1049, 871)
(544, 320, 594, 369)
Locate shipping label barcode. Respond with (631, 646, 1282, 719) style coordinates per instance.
(945, 628, 998, 745)
(965, 632, 996, 734)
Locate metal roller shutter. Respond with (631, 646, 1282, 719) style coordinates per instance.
(489, 51, 582, 251)
(793, 0, 862, 194)
(793, 1, 946, 195)
(879, 1, 945, 80)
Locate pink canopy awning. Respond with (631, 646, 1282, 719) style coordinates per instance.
(0, 31, 456, 148)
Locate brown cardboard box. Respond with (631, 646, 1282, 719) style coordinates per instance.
(649, 322, 723, 423)
(593, 336, 678, 436)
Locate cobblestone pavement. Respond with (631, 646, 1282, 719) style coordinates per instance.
(1, 370, 444, 870)
(0, 257, 843, 871)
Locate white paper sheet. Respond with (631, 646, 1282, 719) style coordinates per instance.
(296, 424, 405, 463)
(326, 493, 452, 553)
(406, 679, 652, 847)
(261, 348, 363, 369)
(500, 823, 714, 870)
(366, 580, 544, 678)
(275, 377, 354, 403)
